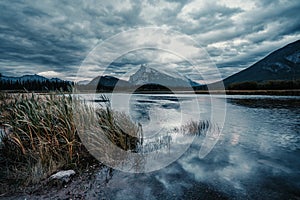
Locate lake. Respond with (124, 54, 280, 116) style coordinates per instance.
(76, 93, 300, 199)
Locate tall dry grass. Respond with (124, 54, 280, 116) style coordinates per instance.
(73, 95, 143, 171)
(0, 93, 141, 186)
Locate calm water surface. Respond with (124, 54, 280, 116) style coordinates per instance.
(79, 94, 300, 199)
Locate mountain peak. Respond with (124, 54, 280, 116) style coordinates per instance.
(129, 64, 200, 87)
(140, 64, 147, 70)
(137, 64, 157, 74)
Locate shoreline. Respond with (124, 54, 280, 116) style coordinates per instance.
(0, 166, 228, 200)
(74, 89, 300, 96)
(2, 89, 300, 96)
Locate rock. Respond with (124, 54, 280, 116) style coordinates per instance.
(49, 170, 76, 185)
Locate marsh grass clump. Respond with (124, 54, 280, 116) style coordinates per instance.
(0, 93, 96, 187)
(73, 95, 144, 171)
(95, 98, 143, 152)
(0, 92, 143, 188)
(181, 120, 213, 136)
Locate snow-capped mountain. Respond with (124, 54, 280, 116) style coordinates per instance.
(129, 64, 200, 87)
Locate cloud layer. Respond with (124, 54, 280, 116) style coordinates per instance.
(0, 0, 299, 81)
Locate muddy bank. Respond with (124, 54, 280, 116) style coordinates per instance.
(0, 164, 107, 200)
(1, 165, 228, 200)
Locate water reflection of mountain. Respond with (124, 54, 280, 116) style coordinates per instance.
(129, 95, 181, 125)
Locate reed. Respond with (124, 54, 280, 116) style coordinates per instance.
(0, 93, 141, 186)
(73, 95, 143, 170)
(181, 120, 212, 136)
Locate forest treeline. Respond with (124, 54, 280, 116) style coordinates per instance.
(0, 79, 73, 92)
(227, 79, 300, 90)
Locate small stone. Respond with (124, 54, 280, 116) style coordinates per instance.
(49, 170, 76, 185)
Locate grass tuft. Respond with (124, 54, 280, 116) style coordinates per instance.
(0, 92, 141, 188)
(181, 120, 212, 136)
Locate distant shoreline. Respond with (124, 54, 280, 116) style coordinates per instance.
(195, 89, 300, 96)
(74, 89, 300, 96)
(1, 89, 300, 96)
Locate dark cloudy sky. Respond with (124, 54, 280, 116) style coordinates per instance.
(0, 0, 299, 82)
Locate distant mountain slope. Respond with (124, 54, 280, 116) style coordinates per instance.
(129, 64, 200, 87)
(223, 40, 300, 87)
(87, 75, 131, 88)
(0, 74, 66, 83)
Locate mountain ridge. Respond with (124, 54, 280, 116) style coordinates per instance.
(87, 75, 131, 88)
(223, 40, 300, 87)
(84, 65, 201, 90)
(0, 74, 66, 83)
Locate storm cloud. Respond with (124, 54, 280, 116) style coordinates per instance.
(0, 0, 299, 82)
